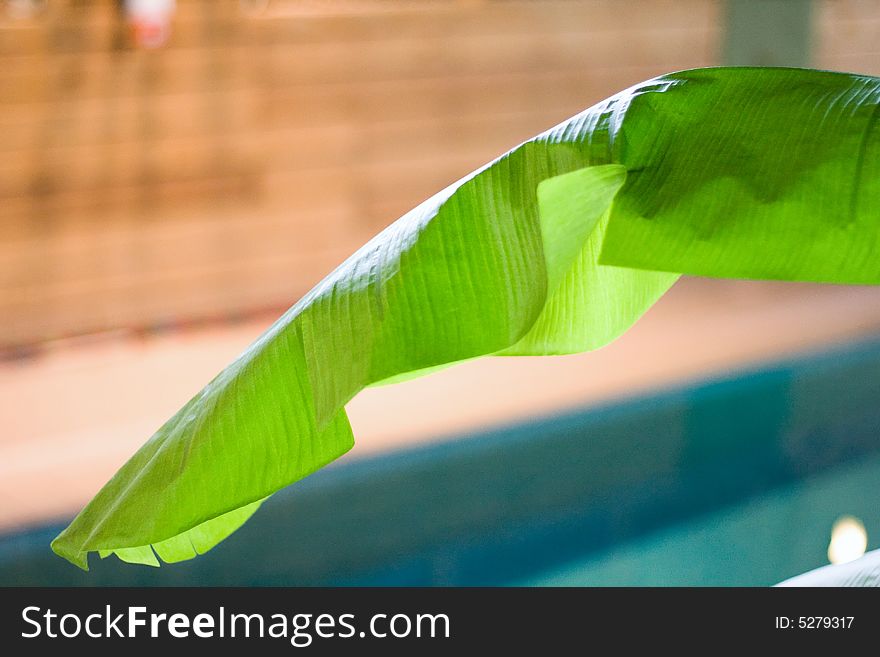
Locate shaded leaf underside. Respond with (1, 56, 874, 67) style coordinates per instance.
(52, 67, 880, 570)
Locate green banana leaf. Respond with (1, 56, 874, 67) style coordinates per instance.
(52, 67, 880, 570)
(778, 549, 880, 586)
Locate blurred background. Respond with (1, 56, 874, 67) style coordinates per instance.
(1, 0, 880, 585)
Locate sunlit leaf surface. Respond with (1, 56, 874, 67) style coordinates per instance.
(53, 67, 880, 570)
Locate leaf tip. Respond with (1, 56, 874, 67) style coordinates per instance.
(50, 534, 90, 571)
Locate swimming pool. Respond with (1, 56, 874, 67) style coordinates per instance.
(2, 337, 879, 586)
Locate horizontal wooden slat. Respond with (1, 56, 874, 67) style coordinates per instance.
(0, 66, 689, 152)
(0, 27, 718, 104)
(1, 249, 345, 346)
(0, 0, 721, 55)
(0, 106, 590, 198)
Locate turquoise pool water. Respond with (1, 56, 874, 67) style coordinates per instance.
(519, 451, 880, 586)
